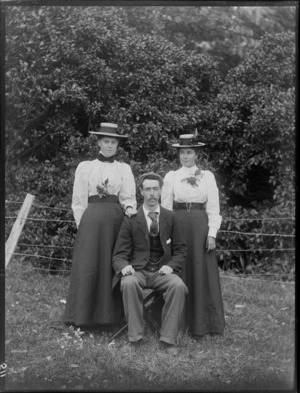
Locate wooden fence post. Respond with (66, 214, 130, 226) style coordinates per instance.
(5, 193, 35, 268)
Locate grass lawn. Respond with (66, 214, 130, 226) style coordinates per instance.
(4, 260, 295, 391)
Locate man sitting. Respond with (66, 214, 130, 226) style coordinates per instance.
(112, 172, 188, 355)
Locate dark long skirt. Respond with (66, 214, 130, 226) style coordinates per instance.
(63, 196, 124, 327)
(175, 208, 225, 336)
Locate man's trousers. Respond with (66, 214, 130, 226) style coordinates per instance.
(120, 270, 188, 345)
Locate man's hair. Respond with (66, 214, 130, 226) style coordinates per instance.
(139, 172, 164, 189)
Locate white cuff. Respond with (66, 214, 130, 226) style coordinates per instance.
(208, 227, 218, 238)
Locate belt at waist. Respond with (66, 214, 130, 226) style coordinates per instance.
(88, 195, 119, 204)
(173, 201, 205, 210)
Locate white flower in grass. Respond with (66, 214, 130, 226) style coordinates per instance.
(108, 341, 116, 352)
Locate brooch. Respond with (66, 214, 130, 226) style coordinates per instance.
(181, 168, 203, 187)
(96, 178, 110, 198)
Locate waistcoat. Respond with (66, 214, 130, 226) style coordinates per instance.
(145, 233, 164, 272)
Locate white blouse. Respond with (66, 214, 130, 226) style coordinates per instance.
(72, 158, 137, 227)
(161, 165, 222, 238)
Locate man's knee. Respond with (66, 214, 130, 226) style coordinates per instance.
(120, 275, 139, 292)
(168, 275, 188, 295)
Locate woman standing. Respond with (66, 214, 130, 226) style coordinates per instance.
(63, 123, 137, 329)
(161, 134, 225, 338)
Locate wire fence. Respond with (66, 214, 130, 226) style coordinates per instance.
(5, 200, 296, 220)
(5, 217, 76, 223)
(5, 216, 296, 237)
(7, 259, 295, 285)
(219, 273, 294, 284)
(15, 243, 295, 252)
(219, 230, 294, 237)
(5, 199, 295, 281)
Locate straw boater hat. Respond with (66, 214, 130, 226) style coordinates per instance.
(172, 133, 205, 148)
(89, 123, 128, 138)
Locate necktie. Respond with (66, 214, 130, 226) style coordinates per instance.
(98, 153, 115, 163)
(148, 212, 159, 237)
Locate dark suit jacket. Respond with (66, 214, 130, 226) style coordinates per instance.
(112, 205, 187, 289)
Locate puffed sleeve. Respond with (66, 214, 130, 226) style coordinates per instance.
(71, 161, 90, 228)
(204, 170, 222, 238)
(161, 171, 175, 211)
(118, 163, 137, 210)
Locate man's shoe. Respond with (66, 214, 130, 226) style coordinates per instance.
(192, 334, 204, 342)
(123, 339, 144, 353)
(159, 341, 179, 356)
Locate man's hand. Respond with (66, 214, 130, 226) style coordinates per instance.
(125, 207, 137, 218)
(121, 265, 135, 276)
(206, 236, 216, 252)
(159, 265, 173, 275)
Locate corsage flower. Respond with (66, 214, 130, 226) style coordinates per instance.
(181, 168, 203, 187)
(97, 178, 110, 198)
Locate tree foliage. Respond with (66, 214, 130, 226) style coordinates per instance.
(200, 31, 295, 206)
(5, 6, 220, 165)
(121, 5, 296, 75)
(4, 6, 295, 277)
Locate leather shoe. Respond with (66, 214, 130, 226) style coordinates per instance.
(192, 334, 204, 342)
(123, 339, 143, 352)
(159, 341, 179, 356)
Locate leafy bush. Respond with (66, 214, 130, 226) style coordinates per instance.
(200, 32, 295, 208)
(5, 8, 295, 279)
(218, 203, 295, 281)
(5, 153, 295, 280)
(5, 6, 220, 165)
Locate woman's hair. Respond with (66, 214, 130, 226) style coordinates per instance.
(97, 135, 119, 142)
(178, 147, 202, 156)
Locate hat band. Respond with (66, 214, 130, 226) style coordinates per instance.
(100, 127, 118, 134)
(180, 137, 196, 145)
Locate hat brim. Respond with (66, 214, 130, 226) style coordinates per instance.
(89, 131, 128, 138)
(172, 143, 205, 148)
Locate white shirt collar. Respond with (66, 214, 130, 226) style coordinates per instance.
(142, 204, 160, 218)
